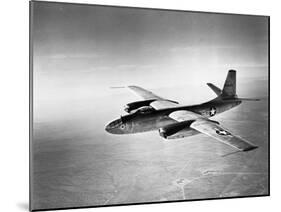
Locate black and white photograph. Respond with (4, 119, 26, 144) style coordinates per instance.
(30, 1, 269, 211)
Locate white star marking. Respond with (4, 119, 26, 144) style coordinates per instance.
(215, 128, 231, 136)
(219, 130, 228, 135)
(210, 107, 216, 116)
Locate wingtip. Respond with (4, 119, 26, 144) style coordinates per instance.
(243, 145, 258, 152)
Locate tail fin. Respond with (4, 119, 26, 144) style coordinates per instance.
(207, 70, 260, 101)
(221, 70, 237, 99)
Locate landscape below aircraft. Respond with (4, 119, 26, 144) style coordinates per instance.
(105, 70, 259, 152)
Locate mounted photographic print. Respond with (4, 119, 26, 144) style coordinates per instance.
(29, 1, 270, 211)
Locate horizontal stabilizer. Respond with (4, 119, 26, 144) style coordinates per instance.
(207, 83, 222, 96)
(110, 86, 126, 89)
(238, 98, 260, 101)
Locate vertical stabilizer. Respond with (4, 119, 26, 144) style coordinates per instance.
(222, 70, 237, 98)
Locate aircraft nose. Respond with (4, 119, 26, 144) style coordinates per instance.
(105, 124, 112, 133)
(105, 119, 125, 134)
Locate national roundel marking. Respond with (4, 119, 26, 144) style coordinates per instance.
(209, 107, 216, 116)
(215, 128, 231, 136)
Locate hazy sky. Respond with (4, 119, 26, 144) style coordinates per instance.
(31, 2, 268, 121)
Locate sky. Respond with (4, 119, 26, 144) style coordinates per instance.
(31, 2, 269, 122)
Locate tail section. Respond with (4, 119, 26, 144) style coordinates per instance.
(207, 70, 260, 101)
(207, 70, 237, 99)
(222, 70, 237, 99)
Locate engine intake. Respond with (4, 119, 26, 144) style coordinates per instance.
(124, 99, 156, 113)
(124, 99, 179, 113)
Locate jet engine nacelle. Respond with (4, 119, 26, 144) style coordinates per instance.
(159, 120, 196, 139)
(124, 99, 179, 113)
(124, 99, 156, 113)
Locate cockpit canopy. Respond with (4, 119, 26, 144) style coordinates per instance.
(120, 106, 155, 124)
(124, 99, 156, 113)
(136, 106, 155, 114)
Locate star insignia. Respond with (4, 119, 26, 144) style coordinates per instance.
(209, 107, 216, 116)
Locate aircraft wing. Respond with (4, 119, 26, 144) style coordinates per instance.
(128, 86, 163, 100)
(169, 110, 202, 121)
(128, 85, 180, 109)
(169, 110, 258, 152)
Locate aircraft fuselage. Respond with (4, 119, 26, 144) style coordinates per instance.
(105, 99, 241, 135)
